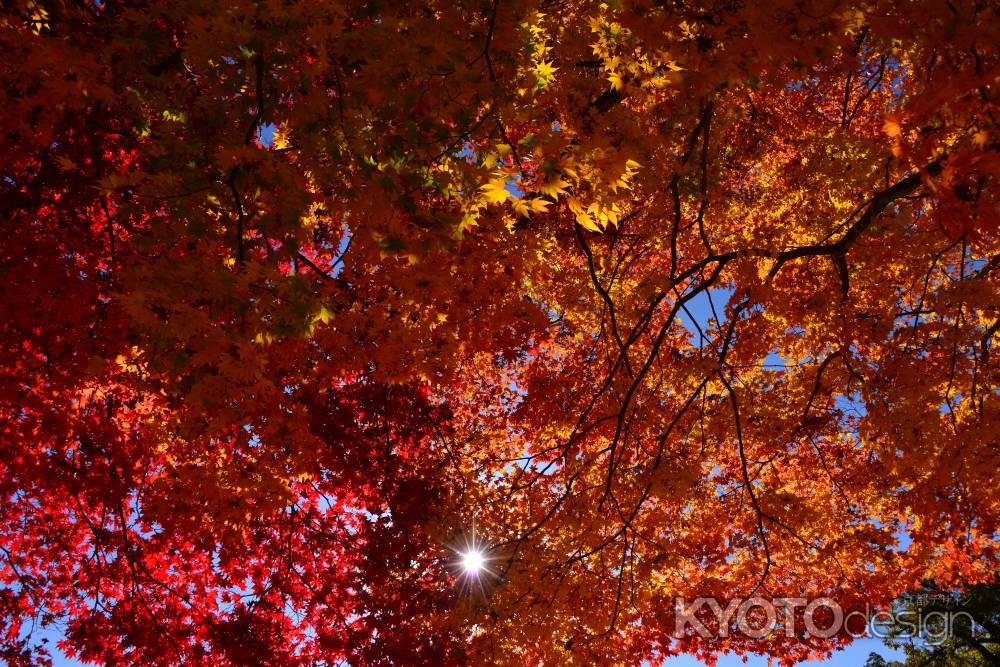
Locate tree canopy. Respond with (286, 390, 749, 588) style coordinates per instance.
(1, 0, 999, 665)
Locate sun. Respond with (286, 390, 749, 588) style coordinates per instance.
(461, 549, 485, 576)
(449, 519, 498, 596)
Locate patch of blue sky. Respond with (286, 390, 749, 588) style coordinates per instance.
(257, 121, 277, 148)
(505, 174, 525, 197)
(894, 524, 913, 552)
(678, 287, 787, 369)
(832, 392, 867, 420)
(679, 286, 732, 346)
(329, 224, 352, 277)
(22, 623, 87, 667)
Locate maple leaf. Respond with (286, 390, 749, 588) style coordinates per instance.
(534, 60, 557, 84)
(883, 118, 902, 137)
(512, 196, 551, 217)
(538, 174, 569, 197)
(480, 179, 510, 204)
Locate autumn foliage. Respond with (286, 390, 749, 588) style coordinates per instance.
(1, 0, 999, 665)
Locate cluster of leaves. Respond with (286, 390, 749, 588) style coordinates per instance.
(1, 0, 998, 665)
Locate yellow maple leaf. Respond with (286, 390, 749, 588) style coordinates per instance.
(313, 305, 334, 325)
(460, 210, 479, 231)
(512, 197, 552, 218)
(528, 198, 551, 214)
(534, 60, 557, 83)
(575, 211, 602, 232)
(512, 198, 532, 218)
(539, 175, 569, 197)
(480, 179, 510, 204)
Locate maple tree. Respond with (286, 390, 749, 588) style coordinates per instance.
(1, 0, 999, 664)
